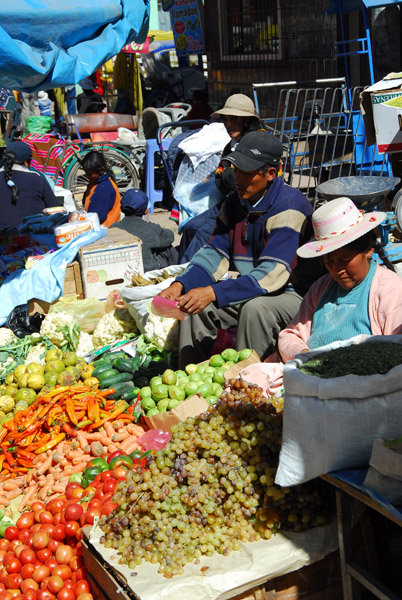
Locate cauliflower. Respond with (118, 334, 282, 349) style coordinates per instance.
(144, 313, 178, 351)
(92, 309, 137, 349)
(40, 312, 76, 346)
(76, 332, 94, 358)
(24, 343, 47, 366)
(0, 328, 17, 346)
(0, 395, 15, 414)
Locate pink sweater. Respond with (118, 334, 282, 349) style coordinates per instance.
(278, 264, 402, 363)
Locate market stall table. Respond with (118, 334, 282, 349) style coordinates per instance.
(322, 470, 402, 600)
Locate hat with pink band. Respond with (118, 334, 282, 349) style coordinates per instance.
(297, 197, 387, 258)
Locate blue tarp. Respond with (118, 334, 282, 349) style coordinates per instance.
(327, 0, 402, 14)
(0, 0, 150, 92)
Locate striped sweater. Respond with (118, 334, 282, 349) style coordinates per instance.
(176, 176, 313, 308)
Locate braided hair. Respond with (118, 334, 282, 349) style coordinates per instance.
(3, 151, 19, 205)
(346, 229, 395, 272)
(81, 150, 115, 181)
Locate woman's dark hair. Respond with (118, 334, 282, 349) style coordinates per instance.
(81, 150, 115, 180)
(243, 116, 269, 135)
(346, 229, 395, 272)
(3, 151, 21, 205)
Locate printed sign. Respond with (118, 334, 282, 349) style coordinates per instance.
(170, 0, 204, 56)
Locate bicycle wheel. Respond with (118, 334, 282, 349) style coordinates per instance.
(63, 147, 141, 203)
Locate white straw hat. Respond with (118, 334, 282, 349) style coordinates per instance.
(211, 94, 258, 119)
(297, 197, 387, 258)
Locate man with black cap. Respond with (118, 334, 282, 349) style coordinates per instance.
(110, 189, 179, 273)
(0, 140, 59, 228)
(159, 131, 314, 366)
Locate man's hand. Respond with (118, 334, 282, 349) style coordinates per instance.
(177, 286, 216, 315)
(158, 281, 184, 301)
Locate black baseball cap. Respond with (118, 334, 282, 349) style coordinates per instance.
(226, 131, 283, 172)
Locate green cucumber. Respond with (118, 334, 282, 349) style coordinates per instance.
(113, 358, 136, 374)
(98, 369, 120, 382)
(100, 372, 134, 389)
(101, 350, 128, 362)
(92, 363, 114, 378)
(106, 381, 135, 400)
(122, 387, 140, 403)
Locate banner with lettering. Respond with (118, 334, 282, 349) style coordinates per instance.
(170, 0, 204, 56)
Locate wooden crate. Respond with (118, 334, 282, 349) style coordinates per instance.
(63, 261, 83, 299)
(82, 533, 342, 600)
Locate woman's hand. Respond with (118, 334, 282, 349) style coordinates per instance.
(177, 286, 216, 315)
(158, 281, 184, 301)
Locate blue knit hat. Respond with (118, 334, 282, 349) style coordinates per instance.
(5, 141, 32, 163)
(121, 189, 149, 216)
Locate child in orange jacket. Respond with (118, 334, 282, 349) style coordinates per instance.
(82, 150, 121, 227)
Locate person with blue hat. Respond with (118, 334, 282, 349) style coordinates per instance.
(0, 140, 59, 228)
(110, 189, 178, 272)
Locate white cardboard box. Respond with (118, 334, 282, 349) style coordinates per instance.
(371, 88, 402, 154)
(79, 228, 143, 301)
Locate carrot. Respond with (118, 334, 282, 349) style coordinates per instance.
(120, 438, 141, 455)
(77, 433, 88, 451)
(112, 432, 130, 442)
(18, 486, 37, 512)
(2, 480, 21, 491)
(37, 456, 53, 476)
(39, 479, 55, 500)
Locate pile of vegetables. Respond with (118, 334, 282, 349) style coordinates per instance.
(300, 341, 402, 379)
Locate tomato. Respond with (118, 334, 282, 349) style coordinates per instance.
(0, 591, 12, 600)
(0, 550, 6, 563)
(22, 590, 37, 600)
(62, 506, 82, 524)
(64, 485, 82, 502)
(13, 547, 28, 560)
(99, 471, 112, 482)
(45, 578, 63, 596)
(50, 569, 69, 585)
(20, 581, 38, 593)
(110, 467, 127, 481)
(31, 504, 45, 514)
(54, 548, 72, 569)
(102, 479, 117, 495)
(62, 524, 78, 540)
(76, 594, 92, 600)
(87, 499, 102, 511)
(72, 582, 89, 598)
(3, 556, 15, 569)
(6, 559, 22, 575)
(31, 533, 49, 551)
(37, 515, 52, 528)
(4, 530, 18, 543)
(32, 567, 50, 585)
(59, 582, 71, 592)
(66, 557, 83, 574)
(83, 509, 100, 526)
(0, 543, 9, 553)
(18, 550, 35, 567)
(46, 540, 60, 556)
(34, 552, 50, 567)
(36, 590, 55, 600)
(20, 565, 35, 581)
(56, 589, 73, 600)
(101, 502, 118, 517)
(0, 569, 8, 585)
(5, 574, 22, 590)
(50, 527, 64, 544)
(42, 562, 56, 576)
(16, 515, 34, 531)
(16, 533, 29, 546)
(45, 502, 65, 519)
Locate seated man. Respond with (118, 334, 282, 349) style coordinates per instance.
(110, 189, 179, 272)
(159, 131, 313, 367)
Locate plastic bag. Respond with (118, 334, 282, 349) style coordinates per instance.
(48, 296, 106, 334)
(6, 304, 45, 338)
(105, 290, 126, 313)
(24, 115, 53, 135)
(151, 296, 188, 320)
(135, 429, 171, 451)
(0, 228, 107, 326)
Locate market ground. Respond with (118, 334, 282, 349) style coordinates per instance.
(147, 206, 180, 247)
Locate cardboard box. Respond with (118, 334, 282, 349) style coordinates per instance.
(28, 261, 83, 316)
(371, 89, 402, 154)
(79, 229, 143, 301)
(143, 394, 209, 432)
(224, 350, 261, 381)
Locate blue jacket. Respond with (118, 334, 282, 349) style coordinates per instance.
(176, 177, 312, 308)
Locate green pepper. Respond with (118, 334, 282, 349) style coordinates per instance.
(81, 477, 90, 489)
(108, 455, 133, 470)
(82, 466, 103, 484)
(0, 521, 15, 538)
(88, 458, 109, 471)
(129, 450, 142, 460)
(68, 473, 83, 484)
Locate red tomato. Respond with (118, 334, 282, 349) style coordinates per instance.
(45, 578, 63, 596)
(76, 594, 92, 600)
(31, 504, 45, 514)
(87, 499, 101, 511)
(69, 489, 84, 502)
(9, 593, 22, 600)
(67, 557, 83, 574)
(54, 548, 72, 568)
(50, 516, 61, 528)
(50, 528, 64, 544)
(34, 552, 50, 567)
(111, 467, 127, 481)
(56, 589, 73, 600)
(38, 527, 53, 538)
(45, 502, 65, 518)
(22, 590, 37, 600)
(32, 567, 50, 585)
(62, 524, 78, 539)
(42, 562, 56, 576)
(46, 541, 60, 556)
(6, 560, 22, 575)
(13, 547, 28, 560)
(92, 489, 103, 502)
(18, 550, 35, 567)
(50, 569, 69, 584)
(0, 543, 9, 553)
(4, 531, 18, 543)
(62, 506, 82, 524)
(100, 471, 112, 482)
(73, 582, 89, 598)
(28, 526, 41, 535)
(37, 515, 52, 528)
(36, 590, 55, 600)
(102, 478, 117, 495)
(31, 533, 49, 551)
(20, 581, 38, 593)
(0, 591, 12, 600)
(0, 550, 6, 563)
(17, 533, 29, 546)
(16, 515, 34, 531)
(20, 565, 35, 581)
(101, 502, 118, 517)
(59, 582, 71, 592)
(0, 568, 8, 585)
(84, 509, 101, 526)
(64, 485, 82, 502)
(3, 556, 15, 569)
(5, 574, 22, 590)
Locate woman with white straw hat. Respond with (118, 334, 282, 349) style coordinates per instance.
(277, 196, 402, 363)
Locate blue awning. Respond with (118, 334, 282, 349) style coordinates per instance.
(327, 0, 402, 14)
(0, 0, 150, 93)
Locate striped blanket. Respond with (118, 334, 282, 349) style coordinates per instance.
(23, 134, 80, 186)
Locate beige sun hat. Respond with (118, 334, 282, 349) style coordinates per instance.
(297, 197, 387, 258)
(211, 94, 258, 119)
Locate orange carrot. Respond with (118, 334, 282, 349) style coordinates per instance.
(18, 486, 37, 512)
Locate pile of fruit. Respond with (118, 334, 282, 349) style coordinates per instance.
(99, 379, 333, 577)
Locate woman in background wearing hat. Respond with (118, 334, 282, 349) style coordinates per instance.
(178, 93, 269, 263)
(0, 140, 59, 229)
(277, 197, 402, 363)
